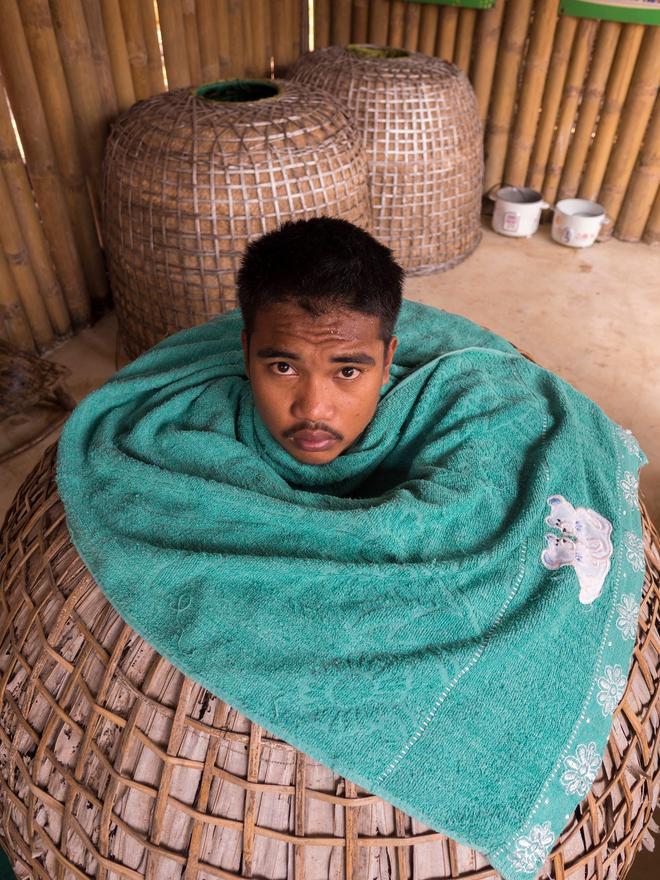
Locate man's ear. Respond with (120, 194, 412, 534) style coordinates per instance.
(241, 329, 250, 377)
(382, 336, 397, 385)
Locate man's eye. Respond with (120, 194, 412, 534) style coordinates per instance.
(339, 367, 361, 379)
(272, 362, 294, 374)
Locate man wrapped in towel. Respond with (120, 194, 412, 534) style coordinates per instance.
(56, 218, 648, 880)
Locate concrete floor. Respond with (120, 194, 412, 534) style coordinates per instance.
(0, 223, 659, 876)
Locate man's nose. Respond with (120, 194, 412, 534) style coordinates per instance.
(291, 376, 335, 422)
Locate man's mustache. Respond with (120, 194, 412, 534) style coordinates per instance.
(283, 422, 344, 441)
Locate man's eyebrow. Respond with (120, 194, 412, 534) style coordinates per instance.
(330, 353, 376, 366)
(256, 347, 301, 360)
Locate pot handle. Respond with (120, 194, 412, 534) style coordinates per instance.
(596, 213, 614, 242)
(540, 200, 552, 210)
(486, 183, 502, 202)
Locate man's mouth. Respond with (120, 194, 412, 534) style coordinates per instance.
(290, 430, 339, 452)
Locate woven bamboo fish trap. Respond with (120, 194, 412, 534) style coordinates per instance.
(102, 79, 371, 360)
(288, 45, 484, 276)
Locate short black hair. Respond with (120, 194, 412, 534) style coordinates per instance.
(236, 217, 404, 340)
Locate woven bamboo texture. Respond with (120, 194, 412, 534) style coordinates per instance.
(0, 436, 658, 879)
(102, 80, 371, 359)
(289, 45, 483, 275)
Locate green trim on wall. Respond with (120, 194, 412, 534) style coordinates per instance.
(560, 0, 660, 24)
(404, 0, 496, 9)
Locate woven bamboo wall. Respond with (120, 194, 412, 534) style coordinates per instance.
(314, 0, 660, 246)
(0, 0, 304, 354)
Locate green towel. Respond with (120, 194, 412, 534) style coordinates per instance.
(56, 300, 647, 879)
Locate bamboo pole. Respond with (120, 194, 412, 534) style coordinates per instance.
(543, 18, 598, 203)
(196, 0, 220, 81)
(368, 0, 389, 45)
(616, 95, 660, 242)
(0, 167, 54, 350)
(352, 0, 369, 44)
(642, 186, 660, 244)
(0, 0, 90, 327)
(0, 70, 70, 337)
(504, 0, 560, 186)
(140, 0, 167, 93)
(418, 3, 439, 57)
(0, 243, 34, 351)
(227, 0, 245, 76)
(100, 0, 135, 112)
(469, 0, 507, 126)
(118, 0, 152, 99)
(403, 3, 421, 53)
(332, 0, 352, 46)
(436, 6, 458, 61)
(182, 0, 203, 84)
(483, 0, 534, 191)
(388, 0, 405, 48)
(580, 23, 647, 204)
(249, 0, 271, 77)
(82, 0, 119, 121)
(157, 0, 192, 87)
(527, 14, 578, 192)
(215, 0, 232, 78)
(453, 8, 476, 73)
(242, 0, 257, 75)
(315, 0, 331, 48)
(556, 20, 621, 200)
(271, 0, 301, 74)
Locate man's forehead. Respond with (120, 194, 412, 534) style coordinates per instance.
(251, 302, 383, 346)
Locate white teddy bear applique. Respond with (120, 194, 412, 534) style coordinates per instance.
(541, 494, 614, 605)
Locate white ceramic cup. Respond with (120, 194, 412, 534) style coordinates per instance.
(551, 199, 610, 248)
(490, 186, 549, 238)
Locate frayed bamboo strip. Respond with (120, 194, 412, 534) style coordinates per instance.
(249, 0, 271, 77)
(643, 185, 660, 243)
(504, 0, 560, 186)
(100, 0, 135, 112)
(118, 0, 151, 99)
(0, 0, 90, 327)
(315, 0, 331, 48)
(543, 18, 598, 202)
(0, 167, 53, 350)
(228, 0, 245, 76)
(469, 0, 506, 126)
(157, 0, 192, 87)
(0, 244, 33, 351)
(527, 14, 578, 192)
(140, 0, 167, 93)
(215, 1, 232, 78)
(352, 0, 369, 44)
(332, 0, 352, 46)
(557, 20, 620, 200)
(453, 9, 476, 73)
(388, 0, 406, 48)
(368, 0, 390, 45)
(196, 0, 220, 81)
(82, 0, 119, 121)
(182, 0, 203, 84)
(579, 23, 644, 202)
(418, 4, 439, 57)
(602, 29, 660, 225)
(403, 3, 421, 53)
(436, 7, 458, 62)
(616, 96, 660, 242)
(483, 0, 534, 191)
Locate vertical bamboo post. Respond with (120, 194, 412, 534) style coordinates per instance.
(287, 0, 302, 63)
(483, 0, 534, 191)
(215, 0, 232, 78)
(616, 96, 660, 242)
(250, 0, 271, 77)
(100, 0, 136, 112)
(182, 0, 203, 84)
(453, 9, 476, 74)
(469, 0, 507, 127)
(227, 0, 245, 76)
(0, 0, 90, 326)
(157, 0, 192, 87)
(118, 0, 152, 99)
(418, 3, 439, 57)
(504, 0, 560, 186)
(403, 3, 421, 53)
(579, 23, 645, 202)
(82, 0, 119, 121)
(315, 0, 332, 48)
(600, 28, 660, 223)
(368, 0, 390, 45)
(332, 0, 352, 46)
(527, 14, 578, 192)
(556, 20, 621, 200)
(543, 18, 598, 203)
(242, 0, 257, 75)
(140, 0, 167, 93)
(352, 0, 369, 44)
(271, 0, 301, 74)
(196, 0, 220, 81)
(0, 244, 34, 351)
(0, 167, 54, 350)
(436, 7, 458, 61)
(388, 0, 405, 48)
(642, 186, 660, 243)
(0, 70, 70, 336)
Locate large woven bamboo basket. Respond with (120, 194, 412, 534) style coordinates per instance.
(288, 45, 484, 276)
(0, 442, 659, 880)
(102, 80, 371, 360)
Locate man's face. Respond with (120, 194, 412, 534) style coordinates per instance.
(241, 301, 397, 465)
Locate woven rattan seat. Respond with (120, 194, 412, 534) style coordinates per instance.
(102, 80, 371, 360)
(0, 435, 658, 879)
(289, 45, 483, 276)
